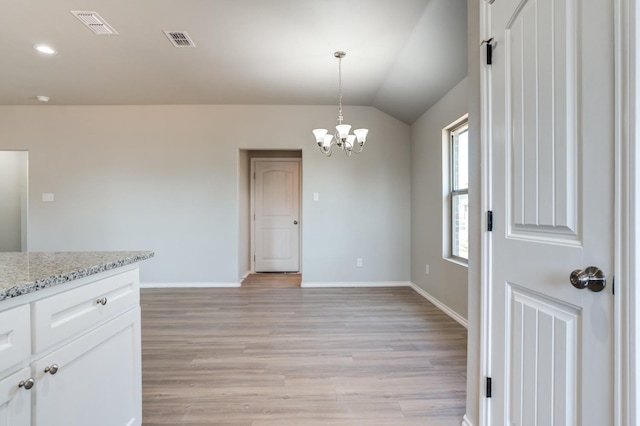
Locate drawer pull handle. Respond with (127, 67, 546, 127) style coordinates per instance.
(96, 297, 108, 306)
(18, 378, 35, 390)
(44, 364, 59, 375)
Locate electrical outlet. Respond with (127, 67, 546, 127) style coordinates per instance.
(357, 258, 363, 267)
(426, 264, 430, 275)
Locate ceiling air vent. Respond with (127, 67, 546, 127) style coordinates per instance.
(71, 11, 119, 35)
(163, 31, 196, 48)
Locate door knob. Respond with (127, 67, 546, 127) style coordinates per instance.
(44, 364, 59, 375)
(18, 378, 35, 390)
(570, 266, 606, 292)
(293, 220, 298, 225)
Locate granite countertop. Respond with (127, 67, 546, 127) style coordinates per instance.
(0, 251, 154, 301)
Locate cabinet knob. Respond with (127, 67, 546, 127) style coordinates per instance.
(96, 297, 108, 306)
(44, 364, 59, 375)
(18, 378, 35, 390)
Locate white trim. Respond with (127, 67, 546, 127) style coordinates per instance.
(409, 282, 468, 329)
(250, 157, 302, 273)
(241, 271, 251, 280)
(141, 282, 241, 289)
(479, 1, 493, 425)
(461, 414, 474, 426)
(614, 0, 638, 424)
(300, 281, 410, 288)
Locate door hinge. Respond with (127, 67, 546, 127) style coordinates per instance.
(612, 276, 615, 295)
(253, 213, 255, 220)
(487, 211, 493, 232)
(486, 377, 492, 398)
(253, 172, 256, 179)
(481, 38, 494, 65)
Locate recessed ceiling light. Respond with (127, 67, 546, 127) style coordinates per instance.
(36, 95, 50, 103)
(34, 44, 57, 55)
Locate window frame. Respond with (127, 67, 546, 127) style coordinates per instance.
(446, 117, 469, 264)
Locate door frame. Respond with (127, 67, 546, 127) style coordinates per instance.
(476, 0, 637, 424)
(613, 0, 638, 423)
(250, 157, 302, 273)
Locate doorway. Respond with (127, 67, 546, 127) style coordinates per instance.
(0, 151, 28, 252)
(237, 150, 302, 280)
(480, 0, 615, 423)
(251, 158, 301, 272)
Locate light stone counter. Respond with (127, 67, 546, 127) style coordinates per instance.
(0, 251, 154, 301)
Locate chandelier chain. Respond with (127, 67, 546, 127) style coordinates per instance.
(337, 55, 343, 123)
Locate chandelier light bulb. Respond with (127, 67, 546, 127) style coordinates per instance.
(313, 129, 328, 146)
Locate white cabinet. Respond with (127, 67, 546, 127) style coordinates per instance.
(0, 266, 142, 426)
(0, 305, 30, 375)
(0, 306, 31, 426)
(32, 308, 141, 426)
(32, 268, 138, 354)
(0, 368, 31, 426)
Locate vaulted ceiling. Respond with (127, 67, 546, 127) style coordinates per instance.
(0, 0, 467, 124)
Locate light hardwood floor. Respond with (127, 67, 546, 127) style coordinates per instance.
(141, 275, 467, 425)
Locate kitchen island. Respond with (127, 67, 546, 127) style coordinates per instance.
(0, 251, 154, 426)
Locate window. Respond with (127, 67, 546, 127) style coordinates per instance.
(449, 121, 469, 261)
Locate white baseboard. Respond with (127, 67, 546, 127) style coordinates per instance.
(461, 414, 473, 426)
(409, 282, 468, 329)
(300, 281, 411, 288)
(241, 271, 251, 280)
(141, 282, 241, 289)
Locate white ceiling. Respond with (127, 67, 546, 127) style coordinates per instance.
(0, 0, 467, 124)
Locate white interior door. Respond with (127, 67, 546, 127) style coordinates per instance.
(252, 159, 300, 272)
(488, 0, 614, 424)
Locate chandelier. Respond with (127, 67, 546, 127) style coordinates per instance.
(312, 51, 369, 157)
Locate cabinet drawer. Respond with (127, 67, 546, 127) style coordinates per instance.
(32, 268, 139, 354)
(0, 305, 30, 375)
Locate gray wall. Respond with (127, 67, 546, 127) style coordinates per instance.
(410, 78, 469, 319)
(0, 105, 410, 284)
(0, 151, 28, 252)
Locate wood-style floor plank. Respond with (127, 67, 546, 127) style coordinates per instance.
(141, 274, 467, 425)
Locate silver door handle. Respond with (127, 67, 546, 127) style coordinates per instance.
(18, 378, 35, 390)
(44, 364, 59, 375)
(570, 266, 606, 292)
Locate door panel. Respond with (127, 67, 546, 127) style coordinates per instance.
(507, 0, 578, 239)
(489, 0, 614, 424)
(253, 160, 300, 272)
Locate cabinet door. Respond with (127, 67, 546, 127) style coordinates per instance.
(0, 305, 30, 375)
(0, 368, 31, 426)
(32, 308, 141, 426)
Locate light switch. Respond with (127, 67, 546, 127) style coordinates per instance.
(42, 193, 55, 202)
(313, 192, 319, 201)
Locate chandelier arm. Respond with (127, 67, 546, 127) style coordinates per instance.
(320, 142, 333, 156)
(351, 143, 365, 154)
